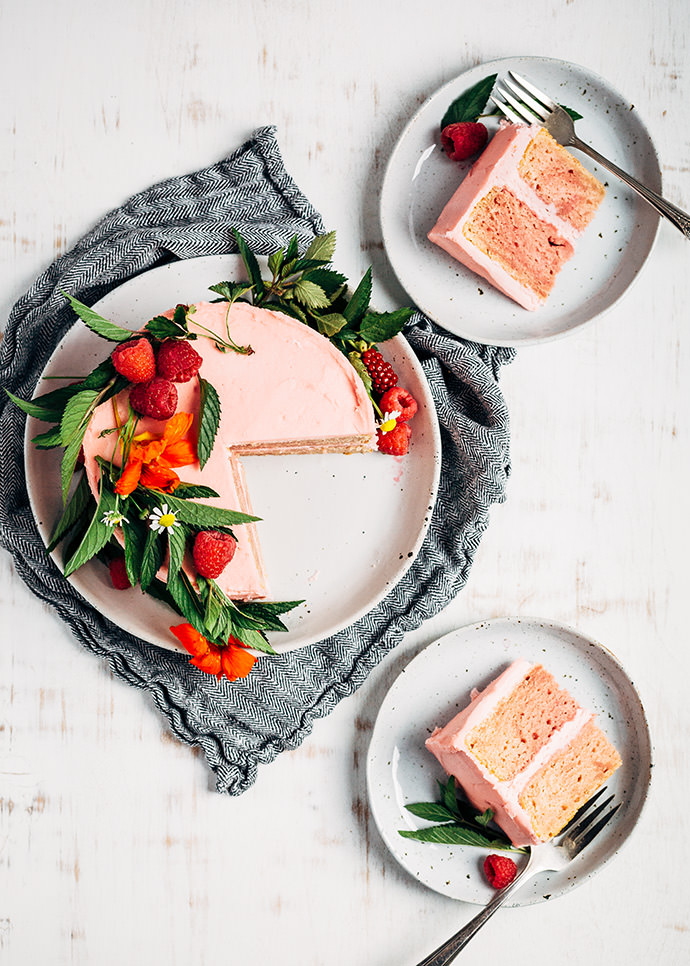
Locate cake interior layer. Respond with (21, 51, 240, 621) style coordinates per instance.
(462, 186, 574, 301)
(518, 718, 622, 840)
(518, 129, 606, 234)
(230, 435, 376, 456)
(464, 664, 580, 781)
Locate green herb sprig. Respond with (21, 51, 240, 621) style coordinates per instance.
(399, 776, 525, 852)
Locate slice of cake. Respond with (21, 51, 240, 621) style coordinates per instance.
(428, 124, 606, 310)
(425, 659, 621, 847)
(81, 301, 377, 601)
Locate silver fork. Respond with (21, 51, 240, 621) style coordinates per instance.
(414, 788, 621, 966)
(491, 71, 690, 238)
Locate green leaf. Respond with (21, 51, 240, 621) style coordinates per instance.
(208, 281, 254, 306)
(440, 73, 498, 129)
(302, 268, 348, 298)
(81, 358, 119, 390)
(145, 315, 186, 340)
(267, 248, 284, 277)
(167, 524, 187, 586)
(293, 279, 330, 310)
(561, 104, 583, 121)
(269, 299, 307, 324)
(404, 802, 456, 823)
(47, 473, 92, 552)
(61, 291, 133, 342)
(5, 388, 66, 423)
(173, 483, 221, 500)
(140, 526, 167, 592)
(60, 389, 99, 446)
(398, 825, 511, 848)
(232, 229, 265, 300)
(347, 352, 373, 395)
(122, 515, 147, 587)
(360, 307, 413, 343)
(284, 235, 299, 263)
(163, 493, 260, 528)
(166, 570, 206, 635)
(31, 425, 62, 449)
(475, 808, 494, 828)
(63, 487, 117, 576)
(343, 268, 372, 326)
(196, 377, 221, 470)
(60, 433, 85, 505)
(227, 625, 276, 655)
(303, 230, 336, 263)
(315, 313, 347, 337)
(239, 599, 303, 620)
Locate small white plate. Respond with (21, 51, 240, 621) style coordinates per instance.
(380, 56, 662, 346)
(366, 617, 652, 905)
(25, 255, 441, 655)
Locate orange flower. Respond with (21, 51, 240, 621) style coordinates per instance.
(115, 412, 196, 496)
(170, 624, 257, 681)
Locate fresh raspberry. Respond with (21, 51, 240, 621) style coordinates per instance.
(108, 556, 131, 590)
(129, 377, 178, 420)
(441, 121, 488, 162)
(111, 337, 156, 383)
(379, 386, 418, 422)
(156, 339, 203, 382)
(362, 348, 397, 395)
(192, 530, 237, 579)
(483, 854, 518, 889)
(377, 421, 412, 456)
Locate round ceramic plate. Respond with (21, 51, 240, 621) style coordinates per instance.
(380, 56, 662, 346)
(366, 617, 652, 905)
(25, 254, 441, 655)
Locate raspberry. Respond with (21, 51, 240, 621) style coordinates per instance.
(483, 854, 518, 889)
(108, 556, 131, 590)
(111, 337, 156, 383)
(362, 348, 397, 395)
(441, 121, 488, 162)
(192, 530, 237, 579)
(156, 339, 203, 382)
(377, 421, 411, 456)
(130, 377, 178, 420)
(379, 386, 418, 422)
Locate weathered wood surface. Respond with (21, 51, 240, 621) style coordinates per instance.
(2, 1, 689, 963)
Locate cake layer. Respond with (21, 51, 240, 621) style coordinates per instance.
(428, 123, 605, 310)
(425, 660, 621, 847)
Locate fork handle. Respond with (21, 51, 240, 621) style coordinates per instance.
(569, 135, 690, 238)
(413, 858, 536, 966)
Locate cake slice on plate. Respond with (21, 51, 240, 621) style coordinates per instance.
(428, 124, 605, 310)
(425, 659, 621, 847)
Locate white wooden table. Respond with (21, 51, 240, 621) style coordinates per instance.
(2, 1, 689, 963)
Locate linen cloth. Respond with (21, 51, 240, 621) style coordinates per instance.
(0, 126, 514, 793)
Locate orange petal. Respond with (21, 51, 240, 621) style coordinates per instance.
(140, 463, 181, 491)
(191, 647, 223, 676)
(114, 457, 144, 496)
(161, 439, 197, 467)
(170, 623, 209, 658)
(163, 412, 194, 445)
(221, 643, 257, 681)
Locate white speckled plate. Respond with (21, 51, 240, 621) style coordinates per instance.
(24, 254, 441, 655)
(366, 617, 652, 905)
(380, 56, 662, 346)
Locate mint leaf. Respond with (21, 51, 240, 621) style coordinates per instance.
(343, 268, 372, 326)
(440, 73, 497, 129)
(167, 524, 187, 585)
(145, 315, 186, 340)
(61, 291, 133, 342)
(208, 281, 253, 306)
(267, 248, 284, 277)
(404, 802, 456, 823)
(197, 377, 221, 470)
(5, 388, 67, 423)
(167, 570, 206, 636)
(475, 808, 494, 828)
(293, 279, 330, 310)
(562, 104, 583, 121)
(31, 425, 62, 449)
(163, 493, 259, 528)
(316, 313, 348, 337)
(122, 515, 147, 587)
(302, 268, 347, 298)
(173, 483, 221, 500)
(232, 229, 265, 300)
(399, 825, 510, 848)
(63, 488, 117, 576)
(360, 308, 413, 343)
(60, 389, 99, 446)
(303, 230, 336, 263)
(140, 526, 166, 591)
(47, 473, 92, 552)
(284, 235, 299, 263)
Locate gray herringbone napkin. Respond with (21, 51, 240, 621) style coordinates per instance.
(0, 126, 514, 793)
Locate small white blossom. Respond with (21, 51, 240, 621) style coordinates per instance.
(149, 504, 180, 533)
(378, 410, 401, 434)
(102, 509, 129, 527)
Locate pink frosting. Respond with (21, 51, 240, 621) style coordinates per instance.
(425, 660, 593, 847)
(81, 301, 376, 602)
(428, 124, 580, 311)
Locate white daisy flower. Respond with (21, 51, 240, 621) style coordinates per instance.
(148, 504, 180, 533)
(378, 410, 401, 434)
(102, 509, 129, 527)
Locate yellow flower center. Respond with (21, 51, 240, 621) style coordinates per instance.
(159, 513, 176, 528)
(381, 417, 397, 433)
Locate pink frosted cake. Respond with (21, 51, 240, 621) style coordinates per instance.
(428, 124, 605, 310)
(82, 301, 377, 600)
(426, 659, 621, 847)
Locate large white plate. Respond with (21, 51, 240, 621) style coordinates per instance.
(25, 254, 441, 655)
(367, 617, 652, 905)
(380, 56, 662, 346)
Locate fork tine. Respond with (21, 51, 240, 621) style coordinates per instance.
(494, 85, 542, 124)
(570, 802, 621, 854)
(489, 93, 524, 125)
(559, 785, 609, 835)
(502, 75, 551, 121)
(508, 70, 558, 111)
